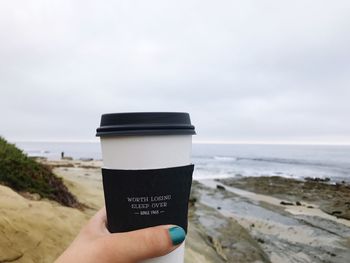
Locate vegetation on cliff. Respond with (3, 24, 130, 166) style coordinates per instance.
(0, 137, 80, 207)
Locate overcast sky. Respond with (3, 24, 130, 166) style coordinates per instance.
(1, 1, 350, 144)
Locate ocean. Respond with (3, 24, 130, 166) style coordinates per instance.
(14, 141, 350, 183)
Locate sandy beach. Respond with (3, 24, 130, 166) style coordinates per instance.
(1, 159, 350, 263)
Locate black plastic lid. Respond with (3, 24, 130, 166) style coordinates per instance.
(96, 112, 196, 137)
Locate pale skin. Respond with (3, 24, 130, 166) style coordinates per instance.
(55, 207, 181, 263)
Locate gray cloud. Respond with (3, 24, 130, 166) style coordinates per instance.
(1, 0, 350, 143)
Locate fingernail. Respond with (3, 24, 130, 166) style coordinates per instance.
(168, 226, 186, 246)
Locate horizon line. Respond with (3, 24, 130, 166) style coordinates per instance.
(9, 139, 350, 146)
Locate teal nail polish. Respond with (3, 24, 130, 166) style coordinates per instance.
(168, 226, 186, 245)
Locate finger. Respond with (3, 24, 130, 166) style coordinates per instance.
(104, 225, 186, 261)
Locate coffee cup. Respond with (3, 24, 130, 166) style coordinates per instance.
(96, 112, 195, 263)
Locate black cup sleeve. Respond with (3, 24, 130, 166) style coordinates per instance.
(102, 164, 194, 233)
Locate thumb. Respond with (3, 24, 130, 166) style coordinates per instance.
(105, 225, 186, 261)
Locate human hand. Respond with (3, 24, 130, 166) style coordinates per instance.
(55, 207, 186, 263)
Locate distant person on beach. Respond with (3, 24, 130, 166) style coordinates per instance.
(61, 152, 64, 159)
(55, 207, 185, 263)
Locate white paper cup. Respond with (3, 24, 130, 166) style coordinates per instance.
(96, 112, 195, 263)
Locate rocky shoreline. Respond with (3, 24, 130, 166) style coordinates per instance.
(212, 177, 350, 262)
(219, 176, 350, 221)
(187, 181, 271, 262)
(1, 159, 350, 263)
